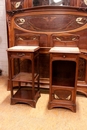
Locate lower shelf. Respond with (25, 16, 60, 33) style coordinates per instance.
(11, 87, 40, 108)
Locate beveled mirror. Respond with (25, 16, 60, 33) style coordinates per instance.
(33, 0, 71, 6)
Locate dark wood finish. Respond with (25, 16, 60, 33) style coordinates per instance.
(48, 46, 80, 112)
(7, 46, 40, 107)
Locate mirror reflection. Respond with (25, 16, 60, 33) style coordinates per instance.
(51, 0, 70, 5)
(33, 0, 70, 6)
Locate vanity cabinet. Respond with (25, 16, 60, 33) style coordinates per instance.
(5, 0, 87, 96)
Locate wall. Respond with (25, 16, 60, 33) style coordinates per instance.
(0, 0, 8, 76)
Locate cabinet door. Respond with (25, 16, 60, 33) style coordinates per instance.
(5, 0, 32, 11)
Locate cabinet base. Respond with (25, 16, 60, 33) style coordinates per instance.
(11, 89, 41, 108)
(48, 101, 76, 112)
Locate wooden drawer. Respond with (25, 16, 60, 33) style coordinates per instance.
(8, 52, 32, 59)
(51, 53, 78, 61)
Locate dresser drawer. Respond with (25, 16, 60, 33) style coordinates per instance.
(51, 53, 79, 61)
(8, 52, 32, 59)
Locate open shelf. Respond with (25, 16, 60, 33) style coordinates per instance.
(12, 72, 38, 82)
(13, 87, 39, 99)
(52, 60, 76, 87)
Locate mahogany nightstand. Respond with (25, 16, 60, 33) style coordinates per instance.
(48, 47, 80, 112)
(7, 46, 40, 108)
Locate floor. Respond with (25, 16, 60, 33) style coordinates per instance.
(0, 76, 87, 130)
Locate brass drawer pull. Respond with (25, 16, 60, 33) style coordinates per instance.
(17, 53, 25, 57)
(63, 55, 66, 58)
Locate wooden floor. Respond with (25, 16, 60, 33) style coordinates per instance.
(0, 75, 87, 130)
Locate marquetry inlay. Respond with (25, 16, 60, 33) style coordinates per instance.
(15, 15, 87, 31)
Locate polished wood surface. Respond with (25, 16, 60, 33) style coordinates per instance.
(48, 46, 80, 112)
(7, 46, 40, 107)
(5, 0, 87, 96)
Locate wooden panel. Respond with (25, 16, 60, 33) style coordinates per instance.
(7, 6, 87, 49)
(14, 14, 87, 32)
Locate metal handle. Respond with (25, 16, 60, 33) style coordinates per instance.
(17, 53, 25, 57)
(63, 55, 66, 58)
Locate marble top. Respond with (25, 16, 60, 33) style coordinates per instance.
(49, 47, 80, 54)
(7, 46, 40, 52)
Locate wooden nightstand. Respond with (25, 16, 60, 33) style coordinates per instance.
(48, 47, 80, 112)
(7, 46, 40, 107)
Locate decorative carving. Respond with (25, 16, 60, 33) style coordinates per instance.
(17, 18, 25, 25)
(15, 34, 40, 41)
(15, 2, 21, 8)
(53, 90, 71, 100)
(53, 35, 79, 41)
(15, 15, 87, 31)
(17, 37, 24, 40)
(43, 17, 56, 22)
(76, 17, 87, 24)
(11, 0, 24, 10)
(52, 33, 80, 47)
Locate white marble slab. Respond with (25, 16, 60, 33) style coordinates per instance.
(49, 47, 80, 54)
(7, 46, 40, 52)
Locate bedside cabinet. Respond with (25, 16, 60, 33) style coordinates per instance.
(7, 46, 40, 108)
(48, 47, 80, 112)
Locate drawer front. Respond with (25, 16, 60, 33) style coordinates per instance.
(8, 52, 32, 59)
(51, 53, 79, 61)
